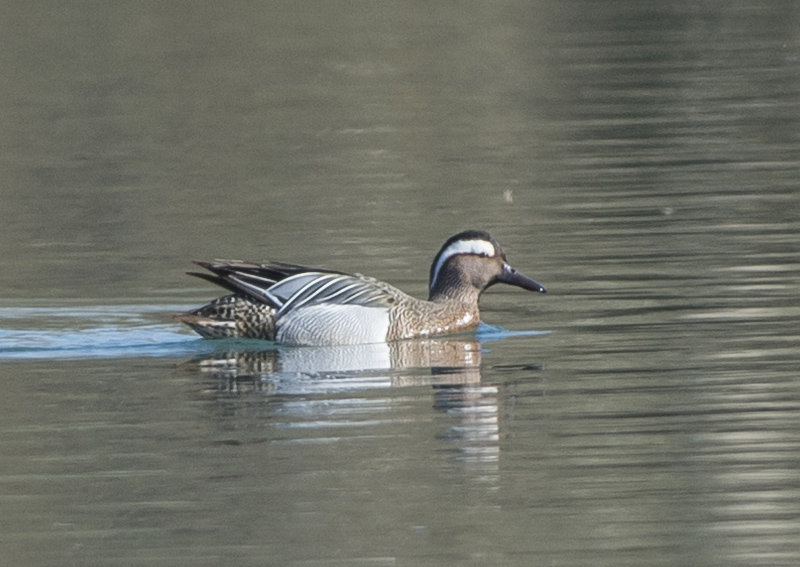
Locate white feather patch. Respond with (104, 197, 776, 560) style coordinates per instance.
(431, 239, 496, 288)
(276, 304, 391, 346)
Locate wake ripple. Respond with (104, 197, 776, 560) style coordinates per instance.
(0, 305, 547, 361)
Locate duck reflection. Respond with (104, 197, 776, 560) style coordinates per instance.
(190, 337, 501, 482)
(196, 338, 479, 385)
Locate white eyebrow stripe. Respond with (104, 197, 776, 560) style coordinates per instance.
(431, 239, 496, 288)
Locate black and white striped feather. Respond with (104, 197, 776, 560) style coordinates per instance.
(188, 261, 395, 316)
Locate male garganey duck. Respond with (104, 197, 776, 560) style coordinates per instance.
(175, 230, 546, 346)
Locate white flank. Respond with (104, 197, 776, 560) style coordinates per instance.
(431, 239, 496, 289)
(276, 304, 391, 346)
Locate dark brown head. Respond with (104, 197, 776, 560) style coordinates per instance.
(428, 230, 547, 302)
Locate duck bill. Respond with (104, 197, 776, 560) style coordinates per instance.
(497, 264, 547, 293)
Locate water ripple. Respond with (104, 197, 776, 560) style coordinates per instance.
(0, 305, 548, 361)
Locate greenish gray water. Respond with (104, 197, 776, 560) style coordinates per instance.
(1, 1, 800, 565)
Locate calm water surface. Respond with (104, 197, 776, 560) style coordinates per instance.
(1, 1, 800, 566)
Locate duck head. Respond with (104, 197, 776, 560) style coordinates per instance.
(428, 230, 547, 302)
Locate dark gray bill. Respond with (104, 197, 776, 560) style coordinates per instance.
(497, 264, 547, 293)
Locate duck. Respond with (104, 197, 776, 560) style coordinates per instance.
(174, 230, 546, 346)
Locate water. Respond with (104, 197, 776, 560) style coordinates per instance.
(2, 1, 800, 565)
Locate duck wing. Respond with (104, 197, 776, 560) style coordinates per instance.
(189, 261, 398, 313)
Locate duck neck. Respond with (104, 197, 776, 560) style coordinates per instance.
(428, 274, 483, 305)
